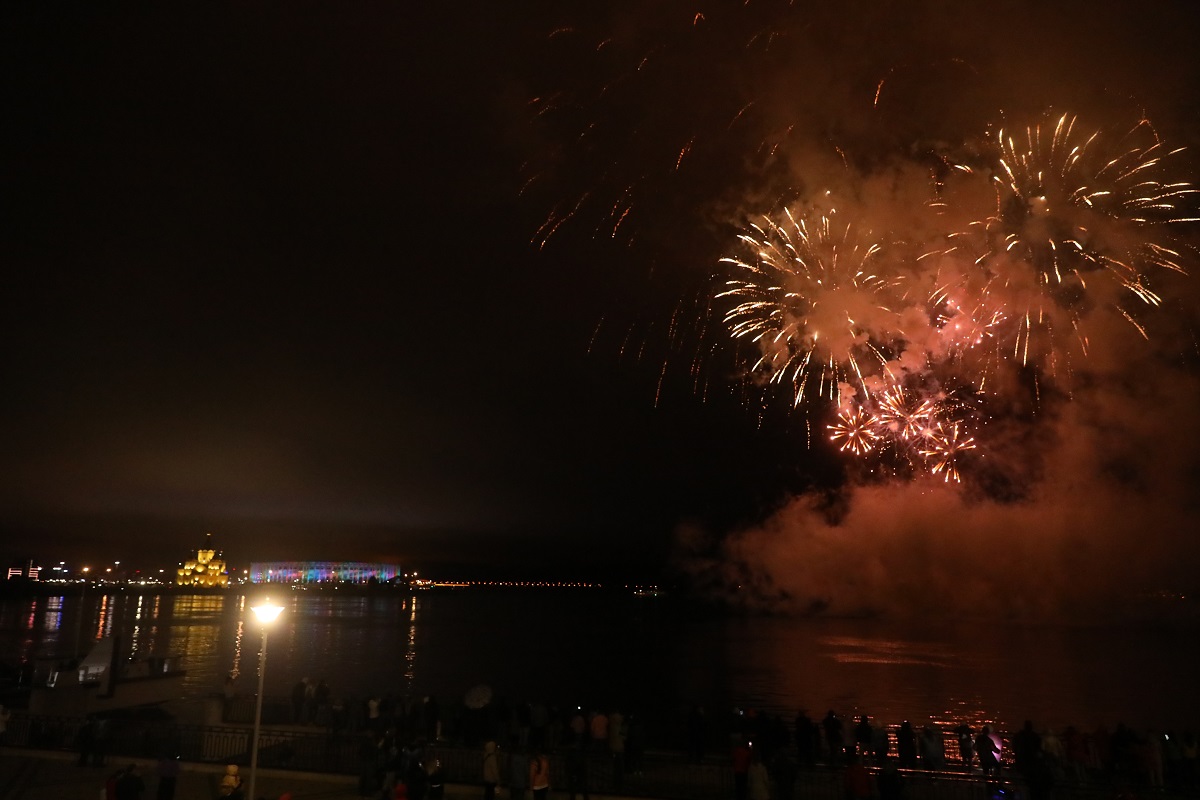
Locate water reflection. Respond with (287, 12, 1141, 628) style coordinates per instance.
(230, 620, 245, 682)
(0, 591, 1196, 734)
(41, 596, 63, 632)
(404, 596, 419, 690)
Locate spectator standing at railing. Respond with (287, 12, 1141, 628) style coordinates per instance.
(794, 711, 817, 769)
(114, 763, 145, 800)
(424, 696, 442, 742)
(589, 710, 608, 751)
(748, 750, 771, 800)
(1012, 720, 1043, 779)
(1041, 727, 1064, 774)
(896, 722, 917, 770)
(154, 755, 179, 800)
(529, 749, 551, 800)
(426, 757, 445, 800)
(853, 717, 874, 763)
(222, 674, 236, 718)
(975, 727, 1000, 779)
(380, 735, 403, 799)
(508, 747, 530, 800)
(770, 748, 798, 800)
(919, 725, 945, 770)
(218, 764, 243, 798)
(358, 734, 382, 797)
(291, 679, 308, 724)
(407, 752, 429, 800)
(315, 677, 331, 725)
(954, 723, 974, 772)
(877, 759, 904, 800)
(843, 753, 871, 800)
(515, 702, 531, 747)
(482, 741, 502, 800)
(569, 709, 586, 746)
(367, 696, 383, 732)
(530, 702, 549, 749)
(77, 716, 96, 766)
(609, 709, 626, 788)
(565, 744, 590, 800)
(1026, 750, 1055, 800)
(823, 711, 845, 767)
(1063, 726, 1088, 784)
(92, 717, 110, 767)
(871, 725, 889, 765)
(731, 738, 753, 800)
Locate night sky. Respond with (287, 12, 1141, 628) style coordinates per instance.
(6, 2, 1200, 606)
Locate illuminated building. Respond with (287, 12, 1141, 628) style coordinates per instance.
(176, 534, 231, 587)
(6, 561, 41, 580)
(248, 561, 401, 584)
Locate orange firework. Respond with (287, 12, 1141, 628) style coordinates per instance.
(828, 406, 882, 456)
(947, 113, 1197, 365)
(918, 422, 977, 483)
(718, 207, 905, 406)
(873, 386, 940, 441)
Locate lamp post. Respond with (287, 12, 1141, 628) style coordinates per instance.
(248, 599, 284, 800)
(74, 567, 92, 658)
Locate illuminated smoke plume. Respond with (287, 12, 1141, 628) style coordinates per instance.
(521, 2, 1200, 617)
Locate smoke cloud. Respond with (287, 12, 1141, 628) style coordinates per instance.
(520, 1, 1200, 618)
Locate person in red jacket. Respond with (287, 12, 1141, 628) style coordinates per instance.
(732, 739, 753, 800)
(529, 749, 551, 800)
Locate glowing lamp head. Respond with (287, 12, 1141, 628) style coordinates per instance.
(251, 601, 284, 624)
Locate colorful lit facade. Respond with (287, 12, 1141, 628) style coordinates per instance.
(249, 561, 401, 584)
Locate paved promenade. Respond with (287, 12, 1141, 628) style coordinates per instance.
(0, 747, 388, 800)
(0, 747, 653, 800)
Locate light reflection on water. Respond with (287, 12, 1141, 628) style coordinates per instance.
(0, 591, 1196, 736)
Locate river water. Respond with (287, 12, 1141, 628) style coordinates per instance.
(1, 588, 1196, 737)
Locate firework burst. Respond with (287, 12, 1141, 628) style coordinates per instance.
(717, 207, 905, 406)
(917, 421, 978, 483)
(873, 385, 940, 441)
(946, 113, 1197, 365)
(828, 406, 882, 456)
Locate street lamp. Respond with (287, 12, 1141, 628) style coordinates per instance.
(248, 599, 284, 800)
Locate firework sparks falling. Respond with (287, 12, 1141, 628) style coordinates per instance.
(717, 208, 904, 406)
(707, 112, 1195, 485)
(946, 114, 1198, 364)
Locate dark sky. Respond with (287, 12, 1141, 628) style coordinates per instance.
(3, 2, 806, 579)
(5, 2, 1200, 600)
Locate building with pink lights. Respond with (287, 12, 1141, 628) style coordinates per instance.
(248, 561, 402, 584)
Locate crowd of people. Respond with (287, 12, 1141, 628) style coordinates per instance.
(350, 701, 643, 800)
(238, 676, 1199, 800)
(723, 708, 1199, 799)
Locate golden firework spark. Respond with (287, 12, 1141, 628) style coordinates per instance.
(954, 113, 1197, 362)
(718, 207, 904, 406)
(918, 422, 977, 483)
(828, 407, 882, 456)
